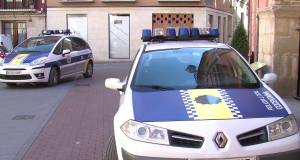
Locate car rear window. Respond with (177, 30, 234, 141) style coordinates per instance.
(131, 48, 261, 92)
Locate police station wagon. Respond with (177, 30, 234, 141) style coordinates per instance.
(104, 28, 300, 160)
(0, 30, 93, 86)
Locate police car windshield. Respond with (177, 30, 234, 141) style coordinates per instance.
(131, 47, 261, 91)
(11, 36, 61, 53)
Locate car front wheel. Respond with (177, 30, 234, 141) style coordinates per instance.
(83, 61, 93, 78)
(103, 134, 118, 160)
(47, 67, 59, 86)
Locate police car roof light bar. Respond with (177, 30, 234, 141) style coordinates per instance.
(166, 28, 176, 39)
(41, 29, 71, 35)
(178, 27, 189, 38)
(141, 27, 219, 42)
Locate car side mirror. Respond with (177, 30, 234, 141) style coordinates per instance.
(261, 73, 277, 85)
(105, 78, 124, 91)
(62, 49, 70, 56)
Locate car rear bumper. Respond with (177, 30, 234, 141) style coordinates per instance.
(122, 148, 300, 160)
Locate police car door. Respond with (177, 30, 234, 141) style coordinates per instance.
(59, 37, 77, 76)
(71, 37, 91, 73)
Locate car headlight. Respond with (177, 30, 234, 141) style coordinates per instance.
(30, 57, 47, 66)
(267, 114, 299, 141)
(121, 120, 169, 145)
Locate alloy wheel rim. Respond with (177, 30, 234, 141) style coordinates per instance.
(53, 69, 58, 84)
(88, 64, 93, 75)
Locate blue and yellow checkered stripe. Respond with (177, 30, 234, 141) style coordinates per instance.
(180, 90, 199, 120)
(218, 89, 243, 118)
(180, 89, 243, 120)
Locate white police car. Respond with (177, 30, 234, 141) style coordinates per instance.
(0, 30, 93, 86)
(104, 27, 300, 160)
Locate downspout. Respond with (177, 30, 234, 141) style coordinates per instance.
(256, 14, 259, 62)
(295, 17, 300, 100)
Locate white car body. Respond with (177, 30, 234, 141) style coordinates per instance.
(0, 33, 94, 86)
(106, 42, 300, 160)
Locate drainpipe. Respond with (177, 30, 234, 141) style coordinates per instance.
(256, 14, 259, 62)
(294, 17, 300, 100)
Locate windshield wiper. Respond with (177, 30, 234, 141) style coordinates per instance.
(135, 85, 175, 90)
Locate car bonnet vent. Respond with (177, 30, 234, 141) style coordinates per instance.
(169, 131, 204, 148)
(237, 127, 268, 146)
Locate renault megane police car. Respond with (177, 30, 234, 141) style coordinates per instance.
(104, 27, 300, 160)
(0, 30, 93, 86)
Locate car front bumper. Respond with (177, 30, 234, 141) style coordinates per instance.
(115, 119, 300, 160)
(122, 148, 300, 160)
(0, 65, 50, 83)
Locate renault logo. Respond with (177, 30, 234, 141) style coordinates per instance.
(215, 132, 228, 148)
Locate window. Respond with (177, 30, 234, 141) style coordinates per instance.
(131, 48, 260, 92)
(208, 15, 213, 28)
(67, 14, 88, 41)
(62, 38, 73, 51)
(11, 36, 61, 53)
(72, 37, 90, 51)
(2, 21, 26, 48)
(53, 40, 63, 55)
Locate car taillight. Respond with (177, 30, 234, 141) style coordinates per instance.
(0, 53, 6, 59)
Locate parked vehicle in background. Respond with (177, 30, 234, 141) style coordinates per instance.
(104, 27, 300, 160)
(0, 30, 94, 86)
(0, 34, 13, 51)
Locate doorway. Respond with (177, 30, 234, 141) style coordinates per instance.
(2, 21, 27, 48)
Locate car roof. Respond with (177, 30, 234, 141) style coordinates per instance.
(144, 41, 230, 52)
(35, 34, 82, 39)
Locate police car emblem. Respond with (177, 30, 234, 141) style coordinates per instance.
(195, 95, 221, 105)
(67, 55, 71, 64)
(215, 132, 227, 148)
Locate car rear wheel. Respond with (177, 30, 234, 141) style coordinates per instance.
(83, 61, 93, 78)
(6, 83, 16, 86)
(103, 134, 118, 160)
(47, 67, 59, 86)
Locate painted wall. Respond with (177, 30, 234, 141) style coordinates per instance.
(47, 7, 232, 61)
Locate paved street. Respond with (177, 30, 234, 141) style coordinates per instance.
(0, 62, 299, 160)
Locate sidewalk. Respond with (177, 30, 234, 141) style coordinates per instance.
(283, 98, 300, 123)
(21, 63, 130, 160)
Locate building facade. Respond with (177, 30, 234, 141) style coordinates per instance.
(249, 0, 300, 98)
(0, 0, 46, 49)
(47, 0, 234, 61)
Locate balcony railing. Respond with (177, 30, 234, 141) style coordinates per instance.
(0, 0, 36, 10)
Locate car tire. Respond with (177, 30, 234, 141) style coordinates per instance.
(6, 83, 16, 86)
(47, 67, 59, 86)
(83, 61, 93, 78)
(103, 134, 118, 160)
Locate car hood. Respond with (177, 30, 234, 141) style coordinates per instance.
(4, 52, 49, 64)
(132, 87, 288, 122)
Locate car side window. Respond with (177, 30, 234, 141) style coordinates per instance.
(63, 38, 73, 52)
(53, 40, 63, 55)
(72, 37, 84, 51)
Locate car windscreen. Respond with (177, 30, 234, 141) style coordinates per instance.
(11, 36, 61, 53)
(131, 47, 261, 92)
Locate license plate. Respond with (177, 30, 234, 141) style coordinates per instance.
(6, 70, 21, 75)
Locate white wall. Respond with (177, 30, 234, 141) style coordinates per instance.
(47, 7, 233, 62)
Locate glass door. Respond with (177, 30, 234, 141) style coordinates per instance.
(109, 14, 130, 59)
(2, 21, 26, 48)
